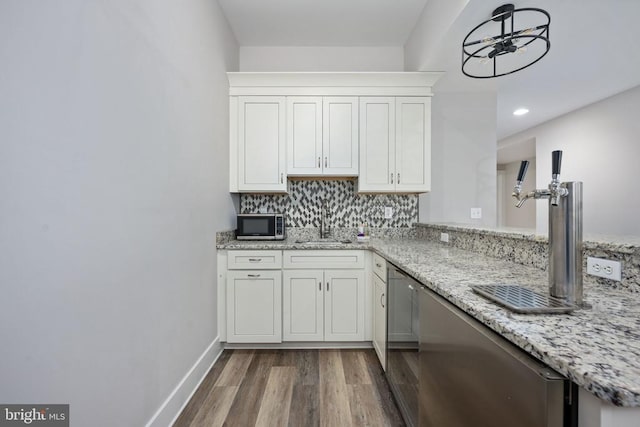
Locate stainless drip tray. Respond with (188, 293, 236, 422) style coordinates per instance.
(471, 284, 577, 314)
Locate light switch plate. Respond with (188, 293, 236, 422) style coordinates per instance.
(440, 233, 449, 243)
(470, 208, 482, 219)
(587, 257, 622, 281)
(384, 206, 393, 219)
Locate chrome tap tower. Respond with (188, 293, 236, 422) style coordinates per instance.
(512, 151, 584, 306)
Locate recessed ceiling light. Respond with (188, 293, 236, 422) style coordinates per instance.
(513, 108, 529, 116)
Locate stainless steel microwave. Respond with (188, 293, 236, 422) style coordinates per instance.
(236, 214, 285, 240)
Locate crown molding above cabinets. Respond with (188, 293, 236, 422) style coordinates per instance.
(228, 72, 443, 194)
(227, 72, 443, 97)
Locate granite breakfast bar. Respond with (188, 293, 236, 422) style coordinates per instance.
(217, 227, 640, 426)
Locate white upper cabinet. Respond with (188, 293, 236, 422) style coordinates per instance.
(287, 97, 322, 175)
(358, 96, 431, 193)
(359, 97, 396, 192)
(322, 97, 359, 175)
(395, 97, 431, 192)
(228, 73, 441, 194)
(287, 96, 358, 176)
(233, 96, 287, 193)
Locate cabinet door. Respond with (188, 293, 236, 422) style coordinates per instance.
(238, 96, 286, 192)
(283, 270, 324, 341)
(373, 273, 387, 370)
(324, 270, 365, 341)
(287, 97, 322, 175)
(358, 97, 395, 192)
(226, 270, 282, 343)
(395, 97, 431, 193)
(323, 97, 359, 176)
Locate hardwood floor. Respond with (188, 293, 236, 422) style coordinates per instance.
(174, 349, 405, 427)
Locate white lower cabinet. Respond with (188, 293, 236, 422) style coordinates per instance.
(282, 270, 324, 341)
(223, 249, 366, 344)
(372, 253, 387, 369)
(373, 272, 387, 369)
(225, 251, 283, 343)
(324, 270, 366, 341)
(283, 250, 366, 342)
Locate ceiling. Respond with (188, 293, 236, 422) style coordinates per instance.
(217, 0, 640, 141)
(216, 0, 428, 46)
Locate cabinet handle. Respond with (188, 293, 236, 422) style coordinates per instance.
(381, 293, 385, 308)
(318, 157, 321, 168)
(324, 157, 328, 168)
(375, 263, 382, 268)
(280, 173, 284, 184)
(247, 274, 261, 278)
(326, 282, 330, 291)
(319, 282, 322, 291)
(248, 258, 262, 262)
(397, 173, 400, 184)
(408, 284, 416, 291)
(390, 173, 394, 184)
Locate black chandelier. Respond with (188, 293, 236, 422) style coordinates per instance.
(462, 4, 550, 79)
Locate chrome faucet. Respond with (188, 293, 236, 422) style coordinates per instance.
(320, 199, 331, 239)
(512, 151, 569, 208)
(512, 150, 585, 307)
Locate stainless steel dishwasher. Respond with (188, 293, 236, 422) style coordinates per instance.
(387, 264, 420, 427)
(419, 287, 578, 427)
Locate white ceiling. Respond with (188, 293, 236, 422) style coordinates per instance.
(217, 0, 428, 46)
(217, 0, 640, 141)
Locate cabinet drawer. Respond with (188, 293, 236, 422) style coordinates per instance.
(227, 250, 282, 270)
(283, 250, 365, 269)
(373, 253, 387, 282)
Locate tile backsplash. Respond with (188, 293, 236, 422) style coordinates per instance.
(240, 179, 418, 228)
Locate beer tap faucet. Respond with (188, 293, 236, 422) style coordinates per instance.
(512, 150, 568, 208)
(512, 150, 585, 307)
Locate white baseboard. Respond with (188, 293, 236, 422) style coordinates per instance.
(145, 337, 223, 427)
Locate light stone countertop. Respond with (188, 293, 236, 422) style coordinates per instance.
(217, 237, 640, 407)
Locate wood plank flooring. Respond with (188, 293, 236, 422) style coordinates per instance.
(174, 349, 405, 427)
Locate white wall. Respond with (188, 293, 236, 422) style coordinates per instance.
(240, 46, 404, 71)
(419, 91, 498, 226)
(499, 85, 640, 237)
(404, 0, 497, 226)
(0, 1, 238, 426)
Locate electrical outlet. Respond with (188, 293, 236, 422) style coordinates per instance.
(440, 232, 449, 243)
(587, 257, 622, 281)
(384, 206, 393, 219)
(470, 208, 482, 219)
